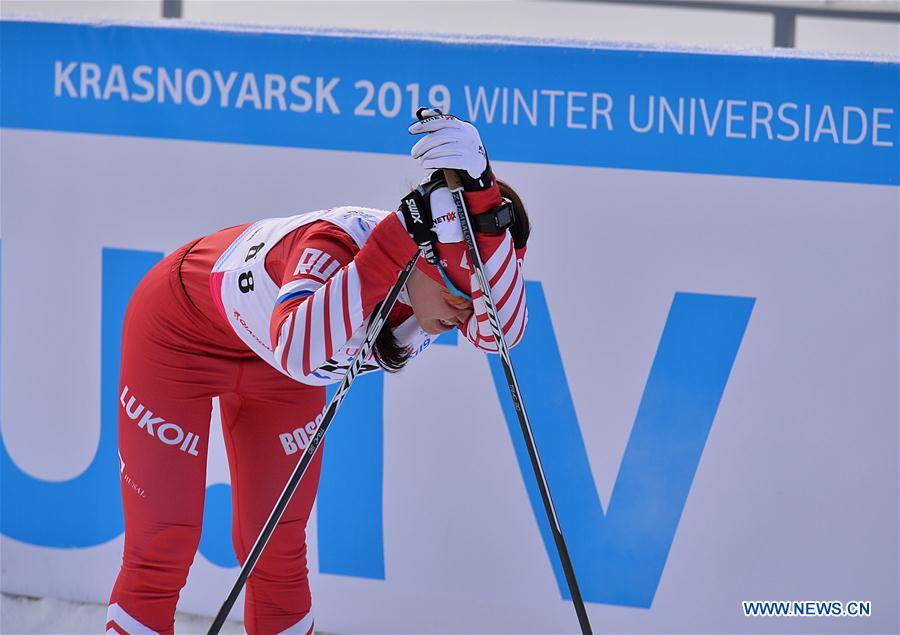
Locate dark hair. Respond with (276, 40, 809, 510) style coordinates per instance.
(371, 301, 409, 373)
(497, 179, 530, 250)
(371, 179, 530, 372)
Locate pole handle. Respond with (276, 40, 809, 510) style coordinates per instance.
(442, 168, 463, 191)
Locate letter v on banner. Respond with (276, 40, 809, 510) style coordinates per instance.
(488, 283, 754, 608)
(315, 280, 754, 610)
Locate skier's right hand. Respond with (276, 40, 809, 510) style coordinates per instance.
(409, 109, 494, 191)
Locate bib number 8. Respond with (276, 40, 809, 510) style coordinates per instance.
(238, 271, 255, 293)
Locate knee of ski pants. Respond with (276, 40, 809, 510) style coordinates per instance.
(230, 453, 320, 635)
(219, 390, 324, 635)
(123, 521, 203, 573)
(240, 517, 315, 635)
(109, 523, 202, 635)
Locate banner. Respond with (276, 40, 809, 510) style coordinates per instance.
(2, 21, 898, 184)
(2, 19, 897, 634)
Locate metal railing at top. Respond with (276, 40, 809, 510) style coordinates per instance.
(160, 0, 900, 49)
(578, 0, 900, 48)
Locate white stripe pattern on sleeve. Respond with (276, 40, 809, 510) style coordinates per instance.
(326, 272, 347, 355)
(276, 278, 322, 303)
(272, 262, 367, 380)
(304, 290, 327, 373)
(463, 233, 528, 352)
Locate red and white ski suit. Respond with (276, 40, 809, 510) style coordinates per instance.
(107, 185, 527, 634)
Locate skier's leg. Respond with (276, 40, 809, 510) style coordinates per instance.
(108, 388, 211, 634)
(107, 254, 232, 635)
(219, 379, 325, 635)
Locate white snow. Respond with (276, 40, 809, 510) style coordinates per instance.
(0, 593, 245, 634)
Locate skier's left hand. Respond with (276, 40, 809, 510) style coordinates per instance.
(408, 110, 493, 191)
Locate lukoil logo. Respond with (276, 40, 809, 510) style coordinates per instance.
(120, 385, 201, 456)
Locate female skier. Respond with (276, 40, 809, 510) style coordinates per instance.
(106, 113, 529, 635)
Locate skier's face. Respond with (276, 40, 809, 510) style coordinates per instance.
(406, 268, 474, 335)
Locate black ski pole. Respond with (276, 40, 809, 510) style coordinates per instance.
(207, 251, 421, 635)
(429, 133, 593, 633)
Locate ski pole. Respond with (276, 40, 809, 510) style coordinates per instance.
(437, 161, 594, 635)
(207, 251, 421, 635)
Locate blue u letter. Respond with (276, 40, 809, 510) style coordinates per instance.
(1, 248, 162, 546)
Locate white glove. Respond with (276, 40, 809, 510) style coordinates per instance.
(408, 112, 488, 181)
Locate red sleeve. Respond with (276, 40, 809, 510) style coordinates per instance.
(462, 176, 508, 263)
(267, 214, 417, 381)
(460, 178, 528, 351)
(265, 221, 360, 286)
(462, 176, 503, 215)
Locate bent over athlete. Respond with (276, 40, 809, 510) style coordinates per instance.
(106, 114, 530, 635)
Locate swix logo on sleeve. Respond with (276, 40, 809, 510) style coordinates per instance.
(294, 248, 341, 281)
(119, 386, 200, 457)
(279, 413, 324, 455)
(405, 198, 423, 224)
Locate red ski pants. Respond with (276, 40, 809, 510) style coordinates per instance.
(107, 243, 323, 635)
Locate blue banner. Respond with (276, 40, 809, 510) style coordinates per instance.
(1, 20, 897, 185)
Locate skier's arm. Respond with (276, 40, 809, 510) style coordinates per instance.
(458, 185, 528, 353)
(408, 111, 528, 352)
(268, 215, 416, 380)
